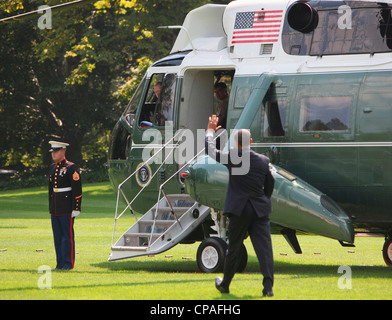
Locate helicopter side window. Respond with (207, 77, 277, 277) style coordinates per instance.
(299, 96, 352, 132)
(156, 73, 176, 126)
(264, 101, 287, 137)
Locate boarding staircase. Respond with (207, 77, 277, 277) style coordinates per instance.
(109, 193, 211, 260)
(108, 130, 221, 262)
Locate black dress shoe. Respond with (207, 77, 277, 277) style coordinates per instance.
(263, 290, 274, 297)
(215, 277, 230, 294)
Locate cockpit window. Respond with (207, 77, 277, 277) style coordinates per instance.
(139, 73, 176, 127)
(139, 74, 164, 125)
(157, 73, 176, 126)
(123, 77, 146, 127)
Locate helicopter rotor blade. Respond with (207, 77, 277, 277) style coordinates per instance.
(0, 0, 95, 25)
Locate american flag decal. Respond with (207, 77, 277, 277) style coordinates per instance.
(232, 10, 283, 44)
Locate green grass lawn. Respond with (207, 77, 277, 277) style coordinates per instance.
(0, 182, 391, 300)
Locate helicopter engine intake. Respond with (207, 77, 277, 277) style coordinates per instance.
(287, 1, 319, 33)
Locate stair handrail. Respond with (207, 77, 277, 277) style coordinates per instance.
(111, 129, 187, 248)
(149, 130, 226, 247)
(159, 128, 226, 192)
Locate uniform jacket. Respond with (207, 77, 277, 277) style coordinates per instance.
(205, 135, 274, 218)
(48, 159, 82, 215)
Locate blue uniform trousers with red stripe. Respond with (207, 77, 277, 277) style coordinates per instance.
(51, 214, 75, 270)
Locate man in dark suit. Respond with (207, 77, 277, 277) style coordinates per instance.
(205, 115, 275, 297)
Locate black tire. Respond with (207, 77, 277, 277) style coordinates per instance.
(237, 244, 248, 273)
(197, 237, 227, 273)
(383, 237, 392, 266)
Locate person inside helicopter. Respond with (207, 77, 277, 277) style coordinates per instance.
(214, 82, 229, 130)
(139, 74, 175, 127)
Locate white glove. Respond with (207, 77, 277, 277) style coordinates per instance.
(72, 210, 80, 218)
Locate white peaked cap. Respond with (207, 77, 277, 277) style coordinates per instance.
(49, 141, 69, 152)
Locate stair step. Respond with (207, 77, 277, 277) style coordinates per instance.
(139, 220, 175, 225)
(123, 233, 161, 247)
(165, 194, 194, 199)
(156, 207, 191, 213)
(111, 245, 148, 252)
(138, 220, 175, 233)
(154, 210, 187, 221)
(164, 195, 195, 207)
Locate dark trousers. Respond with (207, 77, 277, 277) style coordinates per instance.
(221, 201, 274, 292)
(51, 215, 75, 270)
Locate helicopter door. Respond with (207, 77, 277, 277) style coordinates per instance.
(179, 70, 215, 134)
(178, 69, 234, 157)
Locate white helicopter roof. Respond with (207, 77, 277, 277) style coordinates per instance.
(170, 4, 227, 53)
(170, 0, 290, 55)
(164, 0, 392, 76)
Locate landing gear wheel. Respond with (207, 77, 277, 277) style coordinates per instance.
(197, 237, 227, 273)
(237, 244, 248, 273)
(383, 237, 392, 266)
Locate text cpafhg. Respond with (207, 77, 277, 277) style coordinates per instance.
(150, 303, 241, 317)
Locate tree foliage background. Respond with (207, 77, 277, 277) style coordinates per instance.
(0, 0, 229, 179)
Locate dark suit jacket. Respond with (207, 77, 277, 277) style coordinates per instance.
(205, 135, 274, 218)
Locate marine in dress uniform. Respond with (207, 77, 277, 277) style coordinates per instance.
(48, 141, 82, 270)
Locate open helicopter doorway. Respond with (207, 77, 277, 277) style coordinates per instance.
(178, 69, 234, 157)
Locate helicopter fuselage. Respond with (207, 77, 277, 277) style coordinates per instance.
(108, 0, 392, 263)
